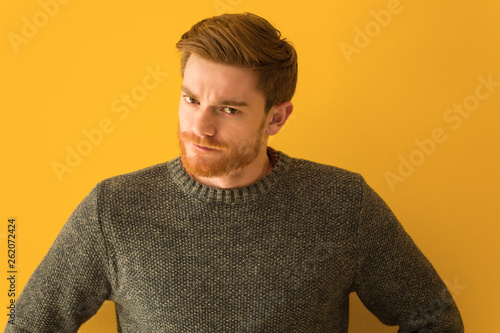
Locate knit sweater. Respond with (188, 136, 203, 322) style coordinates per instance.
(5, 149, 463, 332)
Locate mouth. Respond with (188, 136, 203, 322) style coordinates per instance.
(192, 143, 219, 151)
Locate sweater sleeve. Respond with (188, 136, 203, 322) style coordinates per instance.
(4, 183, 113, 333)
(352, 180, 464, 332)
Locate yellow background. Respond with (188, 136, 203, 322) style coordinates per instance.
(1, 0, 499, 331)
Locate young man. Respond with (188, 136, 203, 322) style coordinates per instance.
(6, 13, 463, 332)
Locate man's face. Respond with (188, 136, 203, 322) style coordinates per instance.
(178, 54, 269, 178)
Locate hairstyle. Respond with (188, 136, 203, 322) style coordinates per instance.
(176, 12, 298, 113)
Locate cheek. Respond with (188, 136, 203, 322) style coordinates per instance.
(226, 125, 254, 144)
(178, 105, 191, 131)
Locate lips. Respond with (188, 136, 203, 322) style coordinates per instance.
(193, 143, 218, 151)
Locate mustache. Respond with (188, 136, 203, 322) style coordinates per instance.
(179, 131, 230, 151)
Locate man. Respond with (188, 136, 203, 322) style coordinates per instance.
(5, 12, 463, 332)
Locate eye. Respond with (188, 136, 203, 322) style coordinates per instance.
(222, 106, 240, 115)
(184, 96, 198, 104)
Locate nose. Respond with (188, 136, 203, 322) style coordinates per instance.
(191, 106, 216, 137)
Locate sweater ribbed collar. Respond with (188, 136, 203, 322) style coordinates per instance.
(167, 147, 292, 204)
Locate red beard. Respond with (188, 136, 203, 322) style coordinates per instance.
(177, 122, 266, 178)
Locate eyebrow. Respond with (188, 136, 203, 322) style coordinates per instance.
(181, 85, 249, 107)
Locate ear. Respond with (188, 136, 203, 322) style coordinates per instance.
(266, 102, 293, 136)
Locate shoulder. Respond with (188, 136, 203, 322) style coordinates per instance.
(274, 151, 371, 212)
(282, 152, 366, 191)
(95, 161, 171, 198)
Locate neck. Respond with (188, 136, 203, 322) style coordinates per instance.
(191, 145, 270, 189)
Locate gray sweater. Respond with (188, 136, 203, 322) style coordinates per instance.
(5, 149, 463, 332)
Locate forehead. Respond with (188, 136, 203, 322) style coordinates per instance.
(183, 54, 264, 106)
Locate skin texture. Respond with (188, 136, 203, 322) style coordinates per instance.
(177, 54, 293, 189)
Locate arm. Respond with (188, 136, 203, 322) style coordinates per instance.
(4, 183, 113, 333)
(352, 180, 464, 332)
